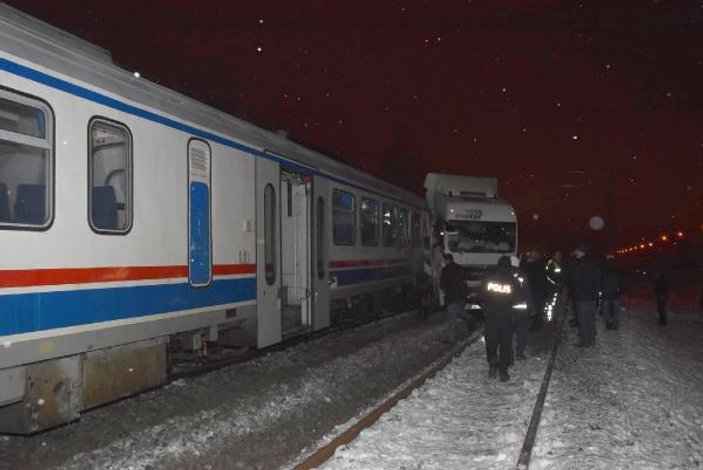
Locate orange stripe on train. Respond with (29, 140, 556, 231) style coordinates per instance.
(0, 264, 256, 289)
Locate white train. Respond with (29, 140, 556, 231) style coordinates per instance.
(0, 4, 429, 433)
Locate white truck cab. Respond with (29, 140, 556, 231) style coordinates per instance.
(424, 173, 518, 301)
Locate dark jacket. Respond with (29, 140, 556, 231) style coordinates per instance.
(569, 254, 601, 302)
(601, 259, 622, 300)
(479, 265, 523, 322)
(511, 266, 536, 315)
(655, 274, 668, 300)
(440, 261, 467, 304)
(524, 257, 549, 301)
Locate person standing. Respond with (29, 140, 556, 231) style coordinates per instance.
(510, 261, 534, 360)
(601, 254, 622, 330)
(655, 272, 668, 326)
(479, 256, 523, 381)
(570, 244, 601, 347)
(440, 253, 466, 343)
(432, 236, 446, 307)
(524, 250, 548, 330)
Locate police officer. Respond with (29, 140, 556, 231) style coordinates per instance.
(480, 256, 524, 382)
(510, 259, 535, 360)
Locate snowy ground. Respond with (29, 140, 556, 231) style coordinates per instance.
(318, 322, 557, 470)
(319, 303, 703, 470)
(2, 300, 701, 470)
(531, 307, 703, 469)
(0, 311, 473, 470)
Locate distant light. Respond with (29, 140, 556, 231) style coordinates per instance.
(256, 46, 263, 52)
(648, 242, 654, 247)
(660, 235, 668, 242)
(258, 19, 264, 24)
(532, 213, 539, 221)
(133, 71, 140, 78)
(640, 244, 645, 249)
(677, 231, 684, 238)
(572, 135, 579, 140)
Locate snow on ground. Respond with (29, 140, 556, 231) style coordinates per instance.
(0, 312, 469, 470)
(531, 307, 703, 470)
(3, 299, 701, 470)
(320, 325, 557, 470)
(320, 303, 703, 470)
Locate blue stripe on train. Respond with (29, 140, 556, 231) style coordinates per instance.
(331, 265, 411, 286)
(0, 278, 256, 336)
(0, 58, 425, 211)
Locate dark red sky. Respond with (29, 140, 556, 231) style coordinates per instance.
(8, 0, 703, 252)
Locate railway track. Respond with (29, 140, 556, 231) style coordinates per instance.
(169, 307, 435, 381)
(293, 312, 567, 470)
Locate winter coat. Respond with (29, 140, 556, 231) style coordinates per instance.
(655, 274, 668, 300)
(440, 261, 467, 304)
(546, 258, 563, 287)
(479, 265, 524, 323)
(601, 259, 622, 300)
(511, 266, 536, 315)
(569, 254, 601, 302)
(524, 257, 549, 302)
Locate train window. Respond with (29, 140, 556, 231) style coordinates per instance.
(0, 90, 53, 229)
(188, 139, 212, 287)
(89, 119, 132, 233)
(316, 196, 325, 280)
(382, 203, 398, 247)
(360, 197, 379, 246)
(264, 183, 277, 285)
(332, 189, 355, 245)
(399, 207, 409, 247)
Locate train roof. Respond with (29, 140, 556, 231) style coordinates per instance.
(0, 2, 424, 208)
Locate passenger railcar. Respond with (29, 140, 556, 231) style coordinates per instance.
(0, 4, 428, 433)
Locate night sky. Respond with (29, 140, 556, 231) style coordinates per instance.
(7, 0, 703, 253)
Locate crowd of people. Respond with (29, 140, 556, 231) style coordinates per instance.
(435, 242, 665, 383)
(430, 230, 685, 383)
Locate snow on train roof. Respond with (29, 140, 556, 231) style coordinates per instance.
(0, 2, 423, 206)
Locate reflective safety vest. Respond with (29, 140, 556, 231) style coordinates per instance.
(546, 258, 562, 285)
(487, 281, 513, 294)
(481, 273, 523, 316)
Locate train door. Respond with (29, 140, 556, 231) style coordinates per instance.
(256, 158, 282, 347)
(312, 176, 330, 330)
(280, 170, 312, 336)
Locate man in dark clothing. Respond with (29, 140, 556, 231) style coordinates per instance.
(601, 255, 622, 330)
(510, 261, 535, 360)
(655, 273, 668, 326)
(440, 253, 466, 343)
(569, 244, 601, 347)
(523, 250, 548, 330)
(479, 256, 523, 381)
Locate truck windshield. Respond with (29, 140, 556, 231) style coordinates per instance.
(445, 220, 516, 254)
